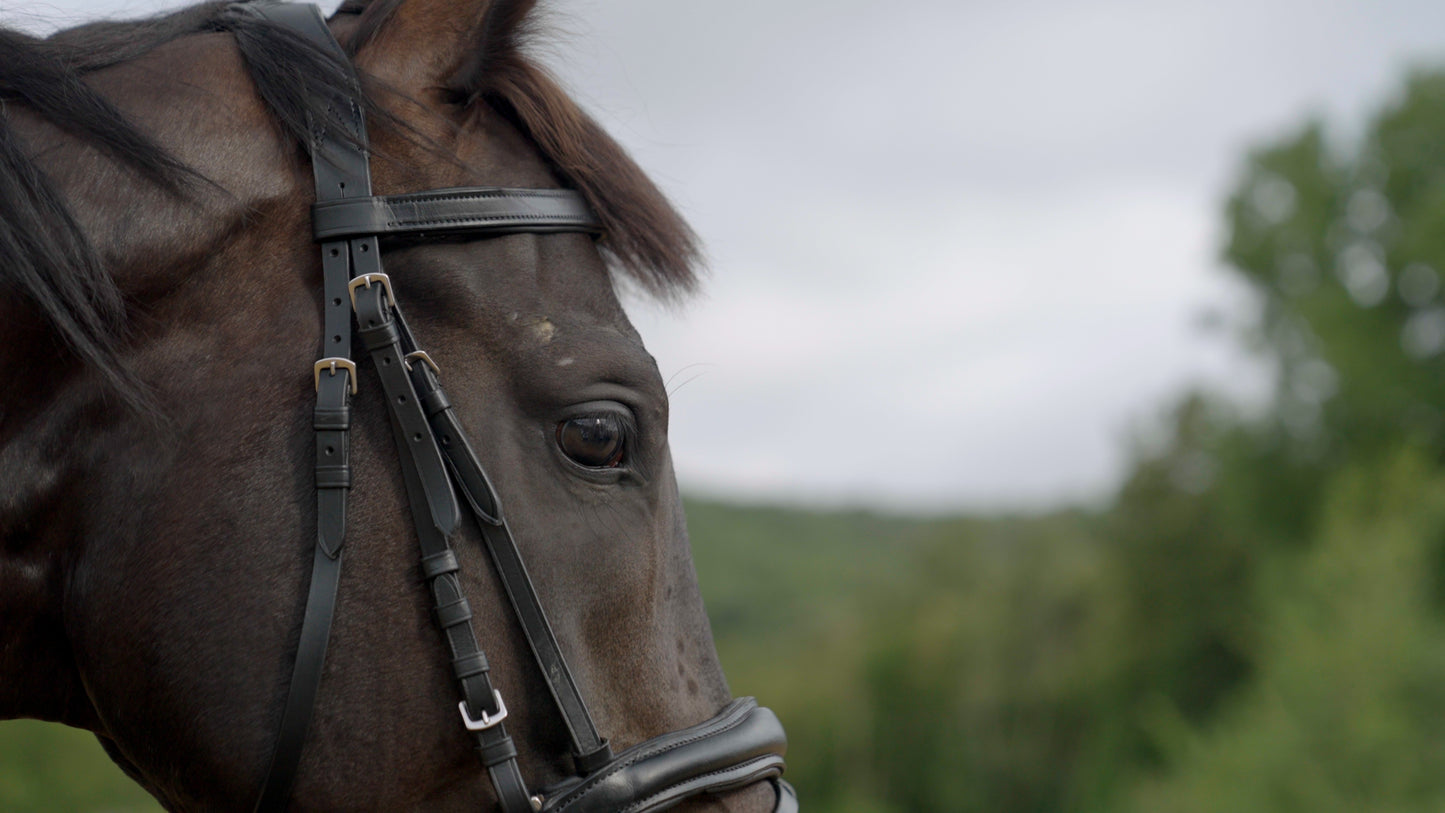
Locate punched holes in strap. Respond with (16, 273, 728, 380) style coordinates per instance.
(352, 278, 462, 537)
(313, 365, 353, 557)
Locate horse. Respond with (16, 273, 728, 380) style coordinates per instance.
(0, 0, 792, 809)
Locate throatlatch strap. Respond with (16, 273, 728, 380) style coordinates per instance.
(251, 3, 365, 811)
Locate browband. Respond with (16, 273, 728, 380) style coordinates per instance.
(313, 187, 602, 241)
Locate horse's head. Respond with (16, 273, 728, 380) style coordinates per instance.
(0, 1, 787, 809)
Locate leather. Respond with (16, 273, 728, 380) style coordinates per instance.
(382, 364, 536, 813)
(254, 545, 343, 812)
(241, 5, 792, 811)
(353, 282, 461, 535)
(313, 188, 601, 241)
(251, 3, 364, 810)
(538, 698, 787, 813)
(405, 351, 612, 768)
(772, 780, 798, 813)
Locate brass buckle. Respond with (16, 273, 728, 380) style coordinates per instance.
(347, 273, 394, 311)
(313, 357, 358, 394)
(404, 350, 441, 374)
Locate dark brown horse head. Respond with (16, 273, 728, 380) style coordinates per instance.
(0, 1, 786, 809)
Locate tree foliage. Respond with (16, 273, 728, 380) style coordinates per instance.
(14, 63, 1445, 813)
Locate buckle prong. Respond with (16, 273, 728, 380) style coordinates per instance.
(313, 358, 358, 395)
(347, 273, 395, 311)
(458, 691, 508, 731)
(404, 350, 441, 374)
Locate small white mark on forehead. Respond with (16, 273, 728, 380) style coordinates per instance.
(532, 319, 556, 344)
(556, 357, 575, 367)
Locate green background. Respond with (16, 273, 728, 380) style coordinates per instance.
(15, 58, 1445, 813)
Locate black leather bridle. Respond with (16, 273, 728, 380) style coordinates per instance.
(238, 5, 794, 812)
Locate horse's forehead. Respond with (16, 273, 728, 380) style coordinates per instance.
(372, 99, 560, 193)
(404, 232, 638, 357)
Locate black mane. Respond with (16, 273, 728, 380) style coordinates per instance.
(0, 1, 385, 410)
(0, 9, 209, 408)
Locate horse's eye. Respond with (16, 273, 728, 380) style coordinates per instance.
(556, 414, 627, 468)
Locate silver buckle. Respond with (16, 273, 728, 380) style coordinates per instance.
(458, 690, 508, 731)
(347, 272, 394, 311)
(313, 358, 357, 395)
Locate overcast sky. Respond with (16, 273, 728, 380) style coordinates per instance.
(10, 0, 1445, 512)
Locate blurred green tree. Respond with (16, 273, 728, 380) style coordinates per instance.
(1120, 65, 1445, 809)
(1129, 450, 1445, 812)
(1226, 72, 1445, 471)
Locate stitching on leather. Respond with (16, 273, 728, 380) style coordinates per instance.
(549, 704, 758, 809)
(617, 756, 781, 813)
(384, 214, 590, 229)
(393, 189, 572, 205)
(314, 191, 595, 237)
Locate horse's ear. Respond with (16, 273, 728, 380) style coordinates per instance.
(344, 0, 538, 103)
(340, 0, 703, 295)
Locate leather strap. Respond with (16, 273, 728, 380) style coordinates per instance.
(252, 3, 365, 810)
(403, 339, 613, 771)
(367, 297, 535, 813)
(314, 187, 601, 241)
(240, 5, 792, 811)
(254, 545, 342, 811)
(353, 279, 460, 536)
(537, 698, 787, 813)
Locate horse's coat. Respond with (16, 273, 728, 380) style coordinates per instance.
(0, 1, 781, 809)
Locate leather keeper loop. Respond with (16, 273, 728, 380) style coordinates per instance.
(435, 597, 472, 628)
(314, 465, 351, 489)
(573, 740, 614, 774)
(357, 320, 400, 351)
(420, 550, 460, 580)
(419, 387, 450, 417)
(313, 406, 351, 430)
(452, 652, 489, 680)
(477, 736, 519, 768)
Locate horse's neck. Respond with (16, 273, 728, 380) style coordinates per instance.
(0, 374, 100, 726)
(0, 45, 297, 727)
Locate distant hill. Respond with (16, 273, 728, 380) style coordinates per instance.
(0, 497, 979, 813)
